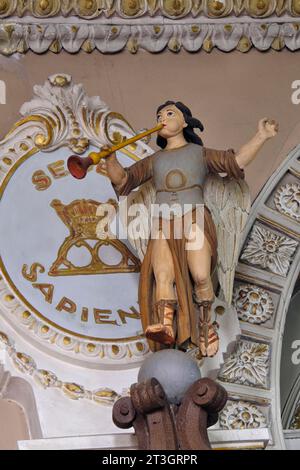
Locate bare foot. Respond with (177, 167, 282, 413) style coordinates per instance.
(145, 323, 175, 346)
(199, 322, 219, 357)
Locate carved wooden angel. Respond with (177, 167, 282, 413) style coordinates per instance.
(100, 101, 278, 358)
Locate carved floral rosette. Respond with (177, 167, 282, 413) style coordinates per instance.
(274, 182, 300, 222)
(219, 400, 267, 430)
(232, 283, 275, 325)
(0, 74, 153, 366)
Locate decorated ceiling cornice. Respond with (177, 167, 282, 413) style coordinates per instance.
(0, 0, 300, 53)
(0, 0, 300, 19)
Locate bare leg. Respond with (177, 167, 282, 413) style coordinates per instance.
(145, 231, 177, 345)
(151, 231, 176, 300)
(186, 223, 219, 357)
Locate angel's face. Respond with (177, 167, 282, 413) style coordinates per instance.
(157, 105, 187, 140)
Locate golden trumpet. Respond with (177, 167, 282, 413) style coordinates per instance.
(67, 123, 163, 179)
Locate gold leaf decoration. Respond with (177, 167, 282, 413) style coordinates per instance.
(76, 0, 98, 16)
(33, 0, 61, 17)
(163, 0, 191, 17)
(247, 0, 273, 16)
(120, 0, 143, 16)
(291, 0, 300, 15)
(237, 35, 252, 51)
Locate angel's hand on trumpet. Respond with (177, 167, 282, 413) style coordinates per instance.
(98, 146, 127, 188)
(97, 146, 116, 176)
(67, 123, 162, 180)
(258, 118, 279, 140)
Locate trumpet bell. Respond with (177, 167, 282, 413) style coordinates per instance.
(67, 155, 93, 180)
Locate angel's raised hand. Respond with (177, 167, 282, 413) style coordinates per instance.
(258, 117, 279, 140)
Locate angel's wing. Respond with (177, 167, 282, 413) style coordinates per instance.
(203, 174, 251, 305)
(118, 180, 156, 262)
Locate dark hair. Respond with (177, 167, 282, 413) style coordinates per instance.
(156, 100, 204, 149)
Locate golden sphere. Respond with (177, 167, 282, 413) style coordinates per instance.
(20, 143, 29, 151)
(128, 0, 138, 9)
(256, 0, 266, 10)
(39, 0, 50, 11)
(83, 0, 94, 9)
(34, 134, 47, 147)
(53, 75, 68, 87)
(210, 0, 224, 11)
(4, 294, 14, 302)
(215, 305, 225, 315)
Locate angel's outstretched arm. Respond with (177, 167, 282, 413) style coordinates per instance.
(235, 118, 279, 170)
(203, 147, 245, 180)
(99, 151, 154, 198)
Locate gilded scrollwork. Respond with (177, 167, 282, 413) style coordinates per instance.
(3, 73, 149, 158)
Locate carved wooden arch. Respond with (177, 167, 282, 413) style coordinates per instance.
(216, 143, 300, 449)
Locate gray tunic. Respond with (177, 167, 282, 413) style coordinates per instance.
(152, 143, 207, 215)
(112, 144, 244, 207)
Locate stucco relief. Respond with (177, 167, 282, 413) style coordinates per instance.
(240, 224, 298, 277)
(218, 338, 270, 389)
(233, 283, 275, 325)
(219, 400, 267, 429)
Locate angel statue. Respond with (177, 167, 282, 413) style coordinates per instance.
(99, 101, 278, 358)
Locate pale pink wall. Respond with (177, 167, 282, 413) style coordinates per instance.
(0, 49, 300, 199)
(0, 400, 30, 450)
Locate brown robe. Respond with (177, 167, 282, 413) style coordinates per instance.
(112, 147, 245, 351)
